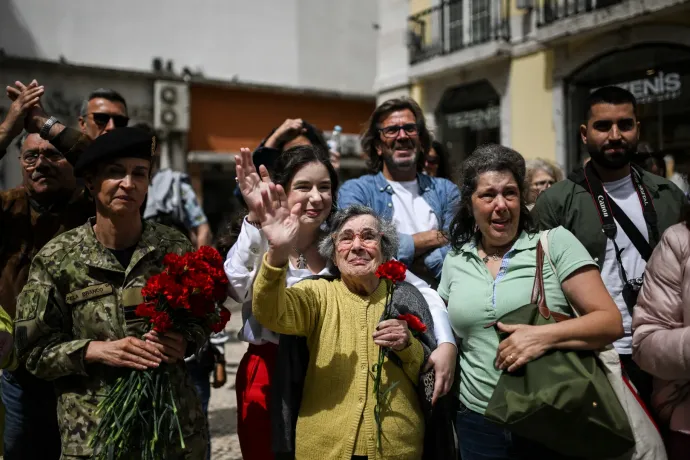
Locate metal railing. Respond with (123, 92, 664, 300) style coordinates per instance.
(537, 0, 625, 27)
(408, 0, 511, 65)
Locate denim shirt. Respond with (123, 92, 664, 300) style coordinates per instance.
(338, 171, 460, 279)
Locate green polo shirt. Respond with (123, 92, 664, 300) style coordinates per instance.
(438, 227, 596, 414)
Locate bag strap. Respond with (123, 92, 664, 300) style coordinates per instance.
(540, 230, 580, 320)
(578, 162, 656, 263)
(530, 240, 551, 320)
(607, 198, 653, 261)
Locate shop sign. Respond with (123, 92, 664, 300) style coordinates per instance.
(446, 105, 500, 130)
(594, 71, 682, 104)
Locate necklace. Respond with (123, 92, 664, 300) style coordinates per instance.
(479, 241, 508, 264)
(294, 249, 307, 269)
(481, 253, 502, 263)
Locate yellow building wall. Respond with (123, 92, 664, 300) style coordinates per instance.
(410, 83, 424, 108)
(510, 50, 557, 163)
(409, 0, 431, 15)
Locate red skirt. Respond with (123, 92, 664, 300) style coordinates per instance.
(236, 342, 279, 460)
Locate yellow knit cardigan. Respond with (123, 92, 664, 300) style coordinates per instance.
(253, 257, 425, 460)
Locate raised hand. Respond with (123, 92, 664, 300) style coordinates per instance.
(235, 147, 276, 222)
(258, 182, 302, 267)
(1, 81, 44, 149)
(264, 118, 305, 148)
(6, 80, 49, 134)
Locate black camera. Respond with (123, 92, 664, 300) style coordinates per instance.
(622, 277, 644, 311)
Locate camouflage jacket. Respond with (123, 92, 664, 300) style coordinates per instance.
(15, 219, 208, 458)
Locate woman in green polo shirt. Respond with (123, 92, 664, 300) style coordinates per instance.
(439, 144, 624, 460)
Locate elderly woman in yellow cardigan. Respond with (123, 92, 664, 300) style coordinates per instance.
(252, 184, 426, 460)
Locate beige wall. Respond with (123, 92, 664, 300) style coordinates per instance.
(409, 0, 431, 15)
(510, 50, 557, 163)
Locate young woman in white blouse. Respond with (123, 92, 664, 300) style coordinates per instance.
(225, 145, 457, 460)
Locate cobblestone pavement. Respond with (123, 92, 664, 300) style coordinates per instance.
(209, 300, 247, 460)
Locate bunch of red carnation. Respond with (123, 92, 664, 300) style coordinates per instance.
(91, 246, 231, 460)
(135, 246, 231, 334)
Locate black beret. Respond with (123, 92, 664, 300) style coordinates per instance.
(74, 127, 156, 176)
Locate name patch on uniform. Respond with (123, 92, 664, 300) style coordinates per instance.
(65, 284, 113, 304)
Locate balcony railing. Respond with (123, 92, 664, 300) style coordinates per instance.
(408, 0, 511, 65)
(537, 0, 625, 27)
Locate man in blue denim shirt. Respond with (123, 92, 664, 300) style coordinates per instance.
(339, 98, 459, 286)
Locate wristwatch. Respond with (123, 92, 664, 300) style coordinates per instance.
(39, 116, 60, 140)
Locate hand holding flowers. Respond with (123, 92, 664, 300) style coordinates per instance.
(90, 246, 231, 460)
(371, 260, 429, 449)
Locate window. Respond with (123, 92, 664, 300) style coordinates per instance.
(470, 0, 491, 44)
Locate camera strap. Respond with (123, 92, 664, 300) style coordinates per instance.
(579, 162, 658, 284)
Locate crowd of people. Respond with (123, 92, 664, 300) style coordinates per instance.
(0, 76, 688, 460)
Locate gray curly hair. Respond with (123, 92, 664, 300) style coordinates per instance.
(318, 205, 399, 267)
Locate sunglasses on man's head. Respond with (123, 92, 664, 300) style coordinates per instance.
(89, 113, 129, 128)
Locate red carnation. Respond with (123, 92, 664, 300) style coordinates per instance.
(375, 260, 407, 284)
(162, 282, 189, 310)
(398, 313, 427, 334)
(184, 271, 214, 299)
(141, 272, 179, 300)
(135, 303, 157, 318)
(211, 308, 231, 333)
(187, 258, 212, 275)
(141, 273, 163, 300)
(163, 253, 187, 276)
(196, 246, 224, 270)
(152, 311, 173, 333)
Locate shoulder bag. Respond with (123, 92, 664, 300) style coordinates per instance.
(484, 233, 635, 459)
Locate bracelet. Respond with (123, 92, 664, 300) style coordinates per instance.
(245, 218, 262, 229)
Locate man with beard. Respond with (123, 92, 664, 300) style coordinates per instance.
(533, 86, 685, 405)
(339, 98, 459, 401)
(0, 80, 97, 459)
(339, 97, 459, 285)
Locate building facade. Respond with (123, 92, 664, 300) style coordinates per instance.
(376, 0, 690, 174)
(0, 0, 378, 230)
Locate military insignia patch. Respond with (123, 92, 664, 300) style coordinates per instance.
(65, 284, 113, 304)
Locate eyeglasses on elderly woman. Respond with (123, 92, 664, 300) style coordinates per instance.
(332, 228, 383, 249)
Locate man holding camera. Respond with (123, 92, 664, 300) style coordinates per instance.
(533, 86, 686, 407)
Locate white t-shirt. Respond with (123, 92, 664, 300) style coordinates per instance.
(387, 180, 438, 235)
(600, 175, 649, 355)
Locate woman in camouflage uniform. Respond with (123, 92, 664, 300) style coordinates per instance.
(15, 128, 209, 459)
